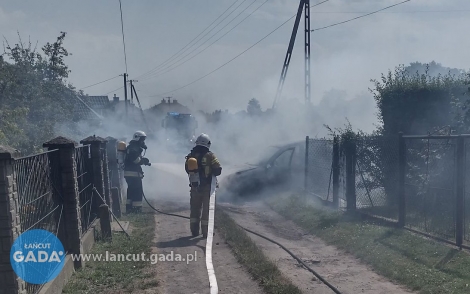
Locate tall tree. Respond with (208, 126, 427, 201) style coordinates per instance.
(247, 98, 262, 116)
(0, 32, 83, 154)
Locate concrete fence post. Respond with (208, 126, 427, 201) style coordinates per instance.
(0, 146, 26, 294)
(43, 137, 84, 269)
(332, 136, 340, 208)
(80, 136, 108, 213)
(105, 137, 120, 190)
(398, 132, 406, 227)
(455, 136, 465, 248)
(106, 137, 121, 217)
(345, 137, 357, 211)
(101, 139, 111, 212)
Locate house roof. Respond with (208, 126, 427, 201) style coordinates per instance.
(74, 95, 110, 120)
(83, 96, 110, 109)
(147, 98, 191, 115)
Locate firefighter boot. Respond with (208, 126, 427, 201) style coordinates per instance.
(201, 221, 208, 239)
(190, 221, 200, 237)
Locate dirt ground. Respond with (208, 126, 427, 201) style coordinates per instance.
(151, 200, 264, 294)
(145, 163, 264, 294)
(144, 162, 413, 294)
(220, 201, 414, 294)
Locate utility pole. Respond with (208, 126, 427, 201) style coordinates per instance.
(129, 79, 136, 105)
(130, 83, 150, 133)
(304, 0, 311, 105)
(272, 0, 304, 108)
(123, 73, 128, 118)
(272, 0, 313, 107)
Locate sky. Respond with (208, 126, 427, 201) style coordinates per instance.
(1, 0, 470, 130)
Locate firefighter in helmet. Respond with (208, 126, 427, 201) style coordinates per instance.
(185, 133, 222, 238)
(124, 131, 151, 213)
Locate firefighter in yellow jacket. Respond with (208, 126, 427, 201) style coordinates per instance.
(185, 133, 222, 238)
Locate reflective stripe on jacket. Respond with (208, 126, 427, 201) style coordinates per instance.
(124, 170, 143, 178)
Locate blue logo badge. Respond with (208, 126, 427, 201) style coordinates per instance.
(10, 229, 66, 284)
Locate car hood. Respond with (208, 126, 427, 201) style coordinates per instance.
(222, 163, 260, 178)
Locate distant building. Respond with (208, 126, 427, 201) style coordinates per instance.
(146, 97, 191, 117)
(74, 94, 142, 124)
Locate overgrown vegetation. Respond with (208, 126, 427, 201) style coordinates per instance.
(267, 194, 470, 294)
(63, 212, 159, 294)
(0, 32, 84, 154)
(215, 209, 302, 294)
(371, 62, 470, 136)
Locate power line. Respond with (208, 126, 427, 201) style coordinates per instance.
(310, 10, 470, 14)
(103, 86, 124, 96)
(143, 0, 408, 98)
(149, 0, 329, 98)
(140, 0, 260, 81)
(140, 0, 268, 82)
(136, 0, 243, 80)
(79, 75, 120, 90)
(149, 13, 299, 97)
(118, 0, 128, 73)
(312, 0, 411, 31)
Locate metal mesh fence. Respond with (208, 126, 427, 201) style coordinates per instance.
(404, 138, 456, 241)
(306, 139, 334, 202)
(75, 145, 97, 235)
(355, 136, 399, 220)
(14, 150, 63, 294)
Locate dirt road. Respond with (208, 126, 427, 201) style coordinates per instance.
(145, 163, 264, 294)
(144, 162, 413, 293)
(221, 201, 414, 294)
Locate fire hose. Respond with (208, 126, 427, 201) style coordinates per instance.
(141, 191, 342, 294)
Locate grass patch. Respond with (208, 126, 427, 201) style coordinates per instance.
(215, 208, 302, 294)
(63, 212, 158, 294)
(266, 194, 470, 294)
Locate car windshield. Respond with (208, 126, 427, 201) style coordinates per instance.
(247, 146, 280, 166)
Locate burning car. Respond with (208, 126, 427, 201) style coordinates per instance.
(220, 141, 305, 197)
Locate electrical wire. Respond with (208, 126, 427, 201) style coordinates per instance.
(148, 0, 329, 98)
(118, 0, 129, 74)
(149, 13, 297, 97)
(103, 85, 124, 96)
(140, 0, 269, 82)
(309, 10, 470, 14)
(136, 0, 244, 81)
(312, 0, 411, 31)
(79, 75, 120, 90)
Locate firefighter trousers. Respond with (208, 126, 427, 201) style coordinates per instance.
(125, 176, 143, 212)
(190, 185, 211, 237)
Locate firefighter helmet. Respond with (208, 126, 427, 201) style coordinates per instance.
(195, 133, 211, 149)
(131, 131, 147, 142)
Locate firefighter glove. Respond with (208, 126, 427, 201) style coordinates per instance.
(141, 157, 150, 165)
